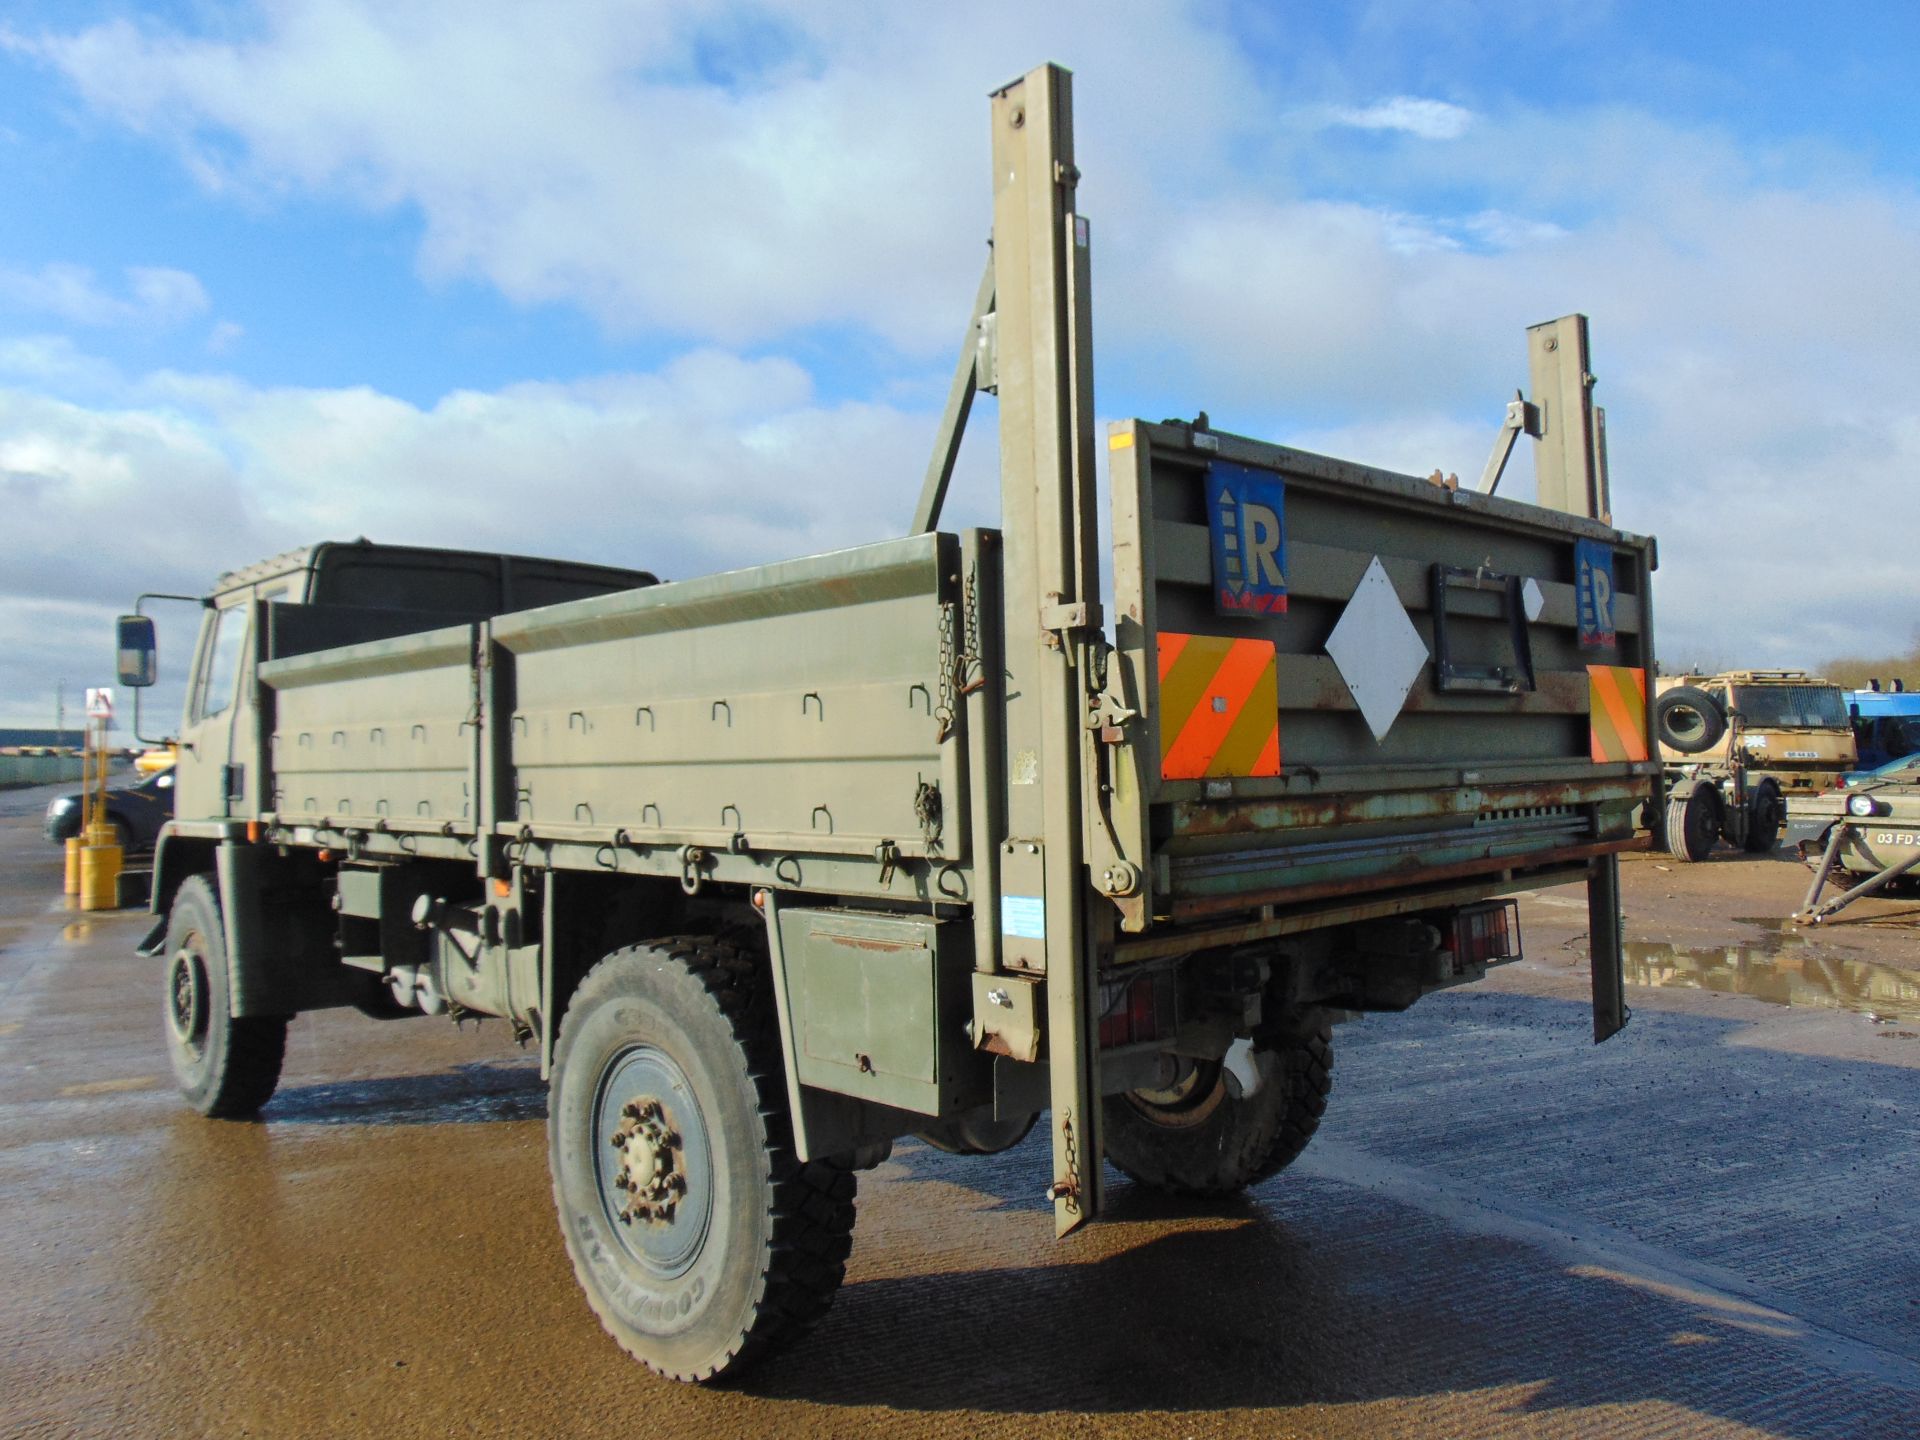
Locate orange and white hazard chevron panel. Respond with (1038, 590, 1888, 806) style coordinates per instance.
(1587, 665, 1650, 763)
(1156, 633, 1282, 781)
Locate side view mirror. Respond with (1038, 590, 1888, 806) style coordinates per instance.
(117, 615, 158, 688)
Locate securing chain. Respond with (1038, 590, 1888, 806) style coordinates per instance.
(1046, 1111, 1083, 1214)
(959, 561, 986, 696)
(934, 600, 959, 743)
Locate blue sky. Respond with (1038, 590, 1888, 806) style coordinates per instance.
(2, 1, 1918, 726)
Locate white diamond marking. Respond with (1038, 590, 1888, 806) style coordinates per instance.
(1521, 577, 1545, 622)
(1326, 557, 1430, 742)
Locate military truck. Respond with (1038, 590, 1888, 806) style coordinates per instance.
(118, 65, 1659, 1383)
(1654, 670, 1855, 861)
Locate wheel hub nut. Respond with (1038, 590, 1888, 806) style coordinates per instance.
(609, 1097, 685, 1223)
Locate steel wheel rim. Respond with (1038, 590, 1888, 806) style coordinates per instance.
(1665, 704, 1711, 745)
(166, 938, 211, 1059)
(592, 1043, 715, 1279)
(1124, 1058, 1227, 1129)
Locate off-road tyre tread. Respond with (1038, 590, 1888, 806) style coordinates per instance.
(552, 934, 856, 1384)
(1742, 782, 1783, 854)
(1248, 1026, 1334, 1184)
(208, 1017, 289, 1117)
(1104, 1021, 1334, 1198)
(167, 875, 287, 1118)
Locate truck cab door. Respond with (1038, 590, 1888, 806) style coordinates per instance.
(173, 599, 251, 823)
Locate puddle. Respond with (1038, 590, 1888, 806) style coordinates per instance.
(59, 921, 94, 944)
(262, 1061, 546, 1126)
(1624, 937, 1920, 1023)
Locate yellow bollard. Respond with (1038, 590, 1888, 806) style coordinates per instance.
(78, 823, 122, 912)
(64, 836, 83, 896)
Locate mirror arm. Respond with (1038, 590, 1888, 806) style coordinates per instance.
(129, 592, 208, 748)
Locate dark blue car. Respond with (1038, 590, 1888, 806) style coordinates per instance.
(43, 768, 174, 853)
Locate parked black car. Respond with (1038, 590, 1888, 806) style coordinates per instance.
(44, 769, 174, 853)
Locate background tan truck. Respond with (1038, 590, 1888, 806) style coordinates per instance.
(1654, 669, 1854, 860)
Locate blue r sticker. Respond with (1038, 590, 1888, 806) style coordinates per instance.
(1575, 540, 1616, 650)
(1208, 462, 1288, 617)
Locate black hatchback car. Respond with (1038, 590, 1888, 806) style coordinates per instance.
(44, 768, 174, 853)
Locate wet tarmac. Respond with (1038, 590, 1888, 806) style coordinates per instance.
(3, 806, 1917, 1439)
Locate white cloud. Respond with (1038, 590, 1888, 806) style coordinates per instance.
(25, 1, 1263, 354)
(0, 347, 938, 609)
(0, 263, 209, 328)
(0, 342, 982, 725)
(1460, 210, 1567, 250)
(0, 333, 121, 389)
(1324, 96, 1474, 141)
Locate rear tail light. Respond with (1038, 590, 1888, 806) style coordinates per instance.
(1099, 970, 1175, 1049)
(1452, 900, 1522, 969)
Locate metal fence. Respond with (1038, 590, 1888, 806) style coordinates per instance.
(0, 755, 85, 789)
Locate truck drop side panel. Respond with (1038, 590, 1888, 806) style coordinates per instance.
(1111, 422, 1656, 921)
(491, 534, 963, 861)
(257, 535, 966, 878)
(263, 624, 480, 830)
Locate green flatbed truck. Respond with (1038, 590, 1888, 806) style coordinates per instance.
(118, 64, 1660, 1382)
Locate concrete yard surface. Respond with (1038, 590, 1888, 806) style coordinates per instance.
(2, 803, 1916, 1439)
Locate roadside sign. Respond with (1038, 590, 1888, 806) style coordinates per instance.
(1207, 461, 1289, 616)
(1574, 540, 1616, 649)
(85, 687, 114, 720)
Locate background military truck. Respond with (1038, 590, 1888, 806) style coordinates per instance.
(118, 64, 1659, 1383)
(1654, 669, 1856, 861)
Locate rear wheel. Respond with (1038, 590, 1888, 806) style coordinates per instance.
(548, 935, 856, 1383)
(163, 875, 288, 1117)
(1664, 788, 1720, 862)
(1742, 780, 1784, 853)
(1103, 1019, 1333, 1197)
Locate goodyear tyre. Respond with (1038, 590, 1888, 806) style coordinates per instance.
(1664, 788, 1720, 862)
(548, 935, 855, 1383)
(163, 875, 288, 1117)
(1655, 685, 1727, 754)
(1103, 1017, 1333, 1197)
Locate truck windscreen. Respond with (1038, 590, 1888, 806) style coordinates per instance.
(1731, 685, 1849, 728)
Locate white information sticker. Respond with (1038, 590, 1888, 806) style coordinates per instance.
(1001, 894, 1046, 939)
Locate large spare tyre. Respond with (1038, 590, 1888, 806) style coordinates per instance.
(1655, 685, 1727, 754)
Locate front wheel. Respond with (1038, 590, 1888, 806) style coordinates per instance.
(163, 875, 288, 1117)
(1104, 1018, 1333, 1197)
(548, 936, 856, 1383)
(1664, 788, 1720, 862)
